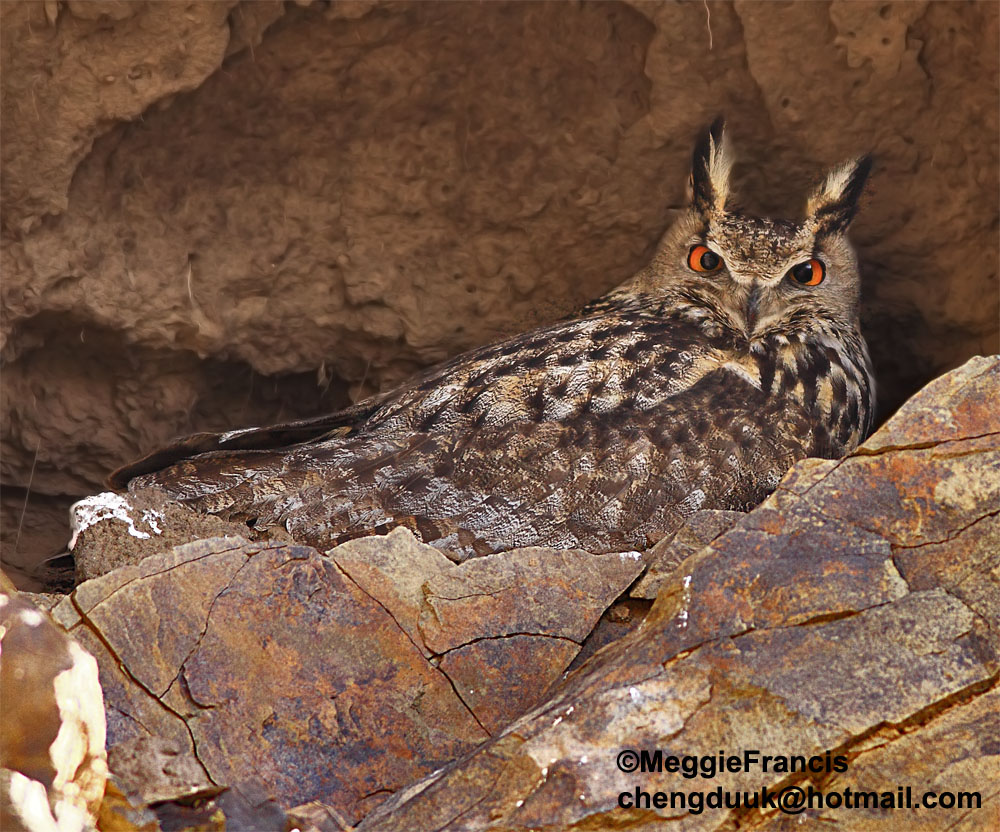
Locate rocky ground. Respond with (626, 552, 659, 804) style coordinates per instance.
(4, 356, 997, 831)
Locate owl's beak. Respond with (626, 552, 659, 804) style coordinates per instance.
(745, 285, 763, 333)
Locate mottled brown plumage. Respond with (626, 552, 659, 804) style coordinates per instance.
(111, 122, 875, 559)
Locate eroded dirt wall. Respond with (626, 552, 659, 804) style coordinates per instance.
(1, 0, 998, 584)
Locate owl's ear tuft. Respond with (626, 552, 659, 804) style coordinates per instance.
(690, 117, 733, 217)
(806, 155, 873, 234)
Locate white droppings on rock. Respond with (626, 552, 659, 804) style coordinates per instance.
(140, 508, 164, 535)
(617, 550, 643, 561)
(515, 799, 524, 808)
(68, 492, 160, 548)
(579, 755, 588, 764)
(629, 686, 641, 703)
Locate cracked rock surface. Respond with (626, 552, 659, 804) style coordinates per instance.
(356, 356, 1000, 831)
(47, 528, 641, 825)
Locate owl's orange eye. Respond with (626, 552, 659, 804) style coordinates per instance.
(688, 245, 723, 273)
(789, 258, 825, 286)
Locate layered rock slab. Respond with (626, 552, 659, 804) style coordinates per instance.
(358, 356, 1000, 830)
(51, 537, 479, 826)
(50, 529, 641, 824)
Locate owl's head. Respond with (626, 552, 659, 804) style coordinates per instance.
(645, 120, 872, 343)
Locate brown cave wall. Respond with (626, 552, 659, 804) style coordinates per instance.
(0, 311, 352, 585)
(1, 1, 998, 584)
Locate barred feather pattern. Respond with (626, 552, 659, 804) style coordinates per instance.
(123, 291, 874, 559)
(114, 124, 877, 559)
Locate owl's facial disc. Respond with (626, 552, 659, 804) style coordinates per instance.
(683, 213, 858, 340)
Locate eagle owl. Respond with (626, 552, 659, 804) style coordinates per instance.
(110, 122, 874, 559)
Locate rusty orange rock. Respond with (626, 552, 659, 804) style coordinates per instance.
(49, 526, 639, 825)
(358, 357, 1000, 831)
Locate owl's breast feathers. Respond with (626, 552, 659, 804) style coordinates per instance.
(113, 296, 873, 557)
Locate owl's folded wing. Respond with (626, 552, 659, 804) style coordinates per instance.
(106, 394, 393, 489)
